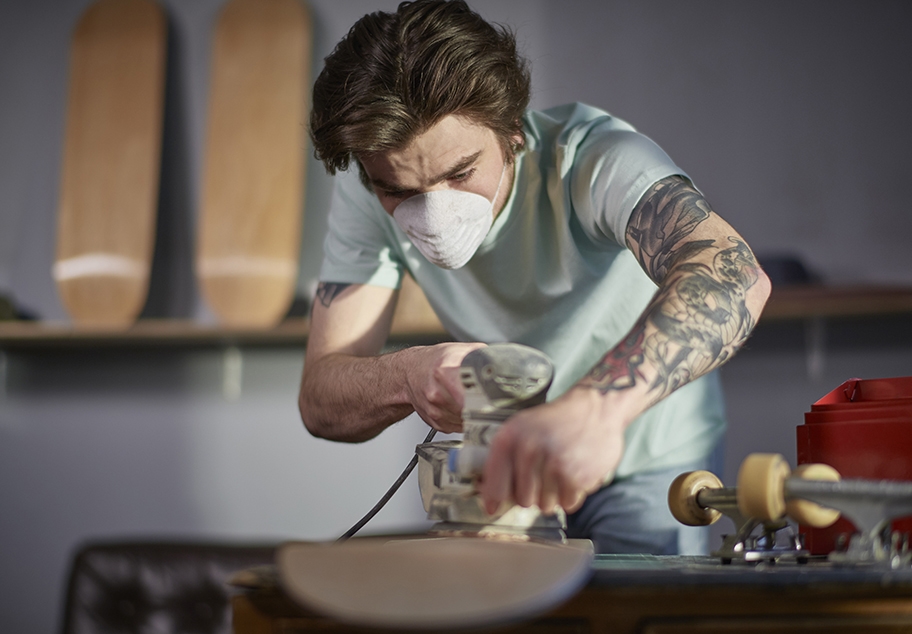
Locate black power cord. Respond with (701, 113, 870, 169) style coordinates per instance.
(337, 428, 437, 541)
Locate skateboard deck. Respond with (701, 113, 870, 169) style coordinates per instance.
(277, 537, 593, 630)
(54, 0, 167, 327)
(197, 0, 311, 328)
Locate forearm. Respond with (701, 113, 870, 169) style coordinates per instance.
(577, 236, 770, 425)
(300, 340, 482, 441)
(299, 348, 417, 443)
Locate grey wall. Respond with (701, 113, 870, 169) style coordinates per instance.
(1, 0, 911, 631)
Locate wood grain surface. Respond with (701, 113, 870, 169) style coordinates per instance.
(55, 0, 167, 327)
(197, 0, 311, 328)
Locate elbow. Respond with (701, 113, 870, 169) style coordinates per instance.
(298, 395, 376, 443)
(300, 408, 332, 441)
(299, 386, 369, 442)
(300, 415, 322, 439)
(298, 389, 330, 440)
(743, 265, 772, 329)
(298, 361, 337, 440)
(754, 266, 773, 309)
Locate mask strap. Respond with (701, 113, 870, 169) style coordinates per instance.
(489, 162, 508, 212)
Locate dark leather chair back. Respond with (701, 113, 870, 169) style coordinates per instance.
(61, 541, 276, 634)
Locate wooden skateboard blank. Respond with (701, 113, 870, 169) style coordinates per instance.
(55, 0, 167, 327)
(197, 0, 311, 328)
(278, 537, 594, 630)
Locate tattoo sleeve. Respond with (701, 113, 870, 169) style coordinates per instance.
(580, 176, 764, 405)
(315, 282, 352, 308)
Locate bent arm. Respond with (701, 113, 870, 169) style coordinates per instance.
(299, 282, 482, 442)
(480, 176, 770, 513)
(299, 282, 405, 442)
(576, 175, 770, 416)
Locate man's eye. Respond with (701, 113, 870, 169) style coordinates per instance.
(384, 190, 411, 200)
(450, 168, 476, 182)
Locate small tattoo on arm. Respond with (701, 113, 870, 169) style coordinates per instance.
(316, 282, 352, 308)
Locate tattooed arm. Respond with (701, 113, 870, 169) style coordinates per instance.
(299, 281, 483, 442)
(583, 175, 768, 403)
(479, 176, 770, 514)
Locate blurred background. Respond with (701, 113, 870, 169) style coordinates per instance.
(1, 0, 911, 631)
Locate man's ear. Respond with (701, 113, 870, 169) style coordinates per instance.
(510, 131, 525, 156)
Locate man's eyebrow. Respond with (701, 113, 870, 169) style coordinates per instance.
(371, 150, 483, 193)
(432, 150, 483, 182)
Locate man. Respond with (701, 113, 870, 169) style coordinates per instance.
(299, 0, 770, 554)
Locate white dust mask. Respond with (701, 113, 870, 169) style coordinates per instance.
(392, 165, 506, 269)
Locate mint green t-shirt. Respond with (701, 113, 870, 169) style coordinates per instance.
(319, 103, 725, 477)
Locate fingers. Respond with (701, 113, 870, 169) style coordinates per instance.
(484, 450, 582, 516)
(426, 379, 463, 432)
(416, 402, 462, 433)
(481, 427, 581, 516)
(480, 429, 514, 514)
(539, 456, 589, 515)
(514, 437, 561, 514)
(539, 461, 562, 515)
(409, 343, 485, 432)
(559, 479, 588, 514)
(456, 377, 619, 518)
(431, 343, 486, 412)
(513, 440, 543, 508)
(435, 366, 466, 409)
(479, 420, 600, 516)
(432, 365, 464, 411)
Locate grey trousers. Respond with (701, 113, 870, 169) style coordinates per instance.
(566, 453, 719, 555)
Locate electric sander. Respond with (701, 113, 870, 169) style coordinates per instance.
(416, 343, 566, 541)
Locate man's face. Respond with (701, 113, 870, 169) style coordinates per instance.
(359, 115, 515, 218)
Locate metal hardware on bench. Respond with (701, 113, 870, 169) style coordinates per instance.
(696, 486, 810, 564)
(787, 477, 912, 568)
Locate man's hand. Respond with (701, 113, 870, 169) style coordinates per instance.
(301, 281, 485, 441)
(403, 342, 486, 433)
(478, 387, 628, 515)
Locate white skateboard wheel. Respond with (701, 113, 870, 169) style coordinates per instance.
(737, 453, 791, 522)
(667, 470, 724, 526)
(786, 463, 841, 528)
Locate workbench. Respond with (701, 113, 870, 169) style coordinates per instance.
(232, 553, 912, 633)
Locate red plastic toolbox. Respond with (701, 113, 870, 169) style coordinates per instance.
(796, 377, 912, 554)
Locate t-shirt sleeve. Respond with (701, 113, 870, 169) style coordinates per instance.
(318, 170, 405, 289)
(570, 124, 689, 246)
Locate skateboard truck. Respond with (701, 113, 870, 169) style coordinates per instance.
(416, 344, 566, 541)
(776, 472, 912, 568)
(668, 469, 810, 564)
(670, 453, 912, 568)
(738, 454, 912, 568)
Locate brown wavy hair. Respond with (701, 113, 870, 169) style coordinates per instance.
(310, 0, 531, 187)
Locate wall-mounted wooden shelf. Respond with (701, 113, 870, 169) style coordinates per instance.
(0, 316, 449, 349)
(0, 275, 447, 349)
(0, 318, 311, 349)
(761, 284, 912, 320)
(1, 284, 910, 350)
